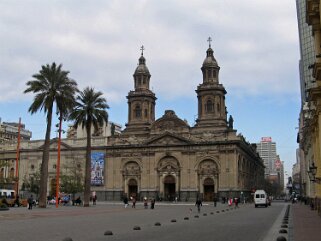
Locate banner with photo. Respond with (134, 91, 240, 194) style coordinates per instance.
(91, 152, 105, 186)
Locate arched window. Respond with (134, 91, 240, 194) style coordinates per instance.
(9, 168, 14, 178)
(0, 168, 4, 178)
(205, 99, 214, 113)
(144, 109, 148, 118)
(134, 105, 142, 118)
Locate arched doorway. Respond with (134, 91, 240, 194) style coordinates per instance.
(203, 178, 214, 201)
(128, 179, 138, 198)
(164, 175, 176, 201)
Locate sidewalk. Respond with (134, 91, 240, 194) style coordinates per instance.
(292, 203, 321, 241)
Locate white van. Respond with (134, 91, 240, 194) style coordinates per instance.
(0, 189, 15, 198)
(254, 190, 268, 208)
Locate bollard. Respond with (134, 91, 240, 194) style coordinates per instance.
(104, 231, 113, 236)
(171, 219, 177, 223)
(203, 213, 207, 216)
(184, 217, 189, 220)
(194, 215, 199, 218)
(154, 222, 161, 226)
(133, 226, 141, 230)
(210, 212, 214, 215)
(62, 238, 73, 241)
(276, 236, 287, 241)
(279, 229, 288, 234)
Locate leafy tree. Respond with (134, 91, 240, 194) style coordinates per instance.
(60, 160, 84, 200)
(69, 87, 109, 207)
(22, 170, 41, 196)
(24, 63, 78, 208)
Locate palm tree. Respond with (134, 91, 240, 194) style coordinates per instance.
(69, 87, 109, 207)
(24, 62, 78, 208)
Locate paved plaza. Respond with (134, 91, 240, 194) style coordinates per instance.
(1, 201, 293, 241)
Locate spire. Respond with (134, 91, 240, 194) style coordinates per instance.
(207, 36, 212, 48)
(201, 37, 220, 84)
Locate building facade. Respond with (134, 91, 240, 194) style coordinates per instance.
(0, 120, 32, 143)
(0, 43, 265, 201)
(299, 0, 321, 214)
(256, 137, 277, 176)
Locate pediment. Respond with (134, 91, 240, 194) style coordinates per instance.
(145, 132, 192, 146)
(38, 139, 72, 150)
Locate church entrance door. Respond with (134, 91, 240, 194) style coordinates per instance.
(128, 179, 138, 198)
(203, 178, 214, 201)
(164, 175, 176, 201)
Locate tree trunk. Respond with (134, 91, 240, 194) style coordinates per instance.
(83, 123, 92, 207)
(38, 106, 53, 208)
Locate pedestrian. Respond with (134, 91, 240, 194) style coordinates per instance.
(15, 195, 20, 207)
(27, 195, 33, 210)
(234, 197, 239, 208)
(213, 196, 217, 207)
(150, 198, 155, 209)
(123, 196, 129, 208)
(195, 198, 202, 213)
(175, 196, 178, 203)
(131, 197, 136, 208)
(93, 195, 97, 205)
(228, 198, 233, 207)
(143, 197, 148, 209)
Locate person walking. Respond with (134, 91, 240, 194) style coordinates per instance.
(150, 198, 155, 209)
(92, 195, 97, 205)
(14, 195, 20, 207)
(131, 197, 136, 208)
(213, 196, 217, 207)
(143, 197, 148, 209)
(195, 198, 202, 213)
(27, 195, 33, 210)
(234, 197, 239, 208)
(123, 196, 129, 208)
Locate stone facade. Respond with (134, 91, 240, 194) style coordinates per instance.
(0, 43, 265, 201)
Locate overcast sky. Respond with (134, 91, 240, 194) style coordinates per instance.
(0, 0, 300, 176)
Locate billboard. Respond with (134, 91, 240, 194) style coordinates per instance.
(261, 137, 272, 142)
(91, 152, 105, 186)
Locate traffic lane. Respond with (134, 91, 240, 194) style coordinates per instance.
(103, 203, 285, 241)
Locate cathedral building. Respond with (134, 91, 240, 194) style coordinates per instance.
(0, 41, 264, 202)
(101, 41, 264, 201)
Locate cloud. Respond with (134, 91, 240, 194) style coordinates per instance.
(0, 0, 300, 105)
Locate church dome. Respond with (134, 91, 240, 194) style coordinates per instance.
(134, 55, 150, 75)
(202, 47, 218, 67)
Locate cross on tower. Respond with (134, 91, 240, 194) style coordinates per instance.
(140, 45, 145, 56)
(207, 37, 212, 48)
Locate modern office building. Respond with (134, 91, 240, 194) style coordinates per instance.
(296, 0, 316, 103)
(256, 137, 277, 176)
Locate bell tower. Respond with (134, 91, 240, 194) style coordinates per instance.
(124, 46, 157, 134)
(195, 37, 228, 129)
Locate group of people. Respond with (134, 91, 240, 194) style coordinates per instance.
(123, 196, 156, 209)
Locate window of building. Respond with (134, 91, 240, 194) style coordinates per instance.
(205, 99, 214, 113)
(134, 105, 142, 118)
(9, 168, 14, 178)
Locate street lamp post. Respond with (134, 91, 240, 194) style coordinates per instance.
(55, 113, 63, 208)
(15, 118, 21, 198)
